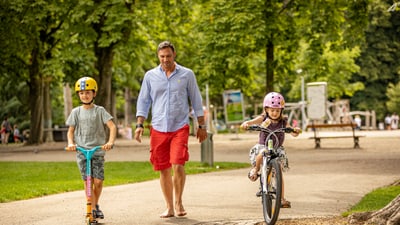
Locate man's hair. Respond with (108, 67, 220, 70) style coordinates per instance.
(157, 41, 175, 53)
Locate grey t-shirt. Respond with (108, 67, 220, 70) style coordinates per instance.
(66, 105, 113, 155)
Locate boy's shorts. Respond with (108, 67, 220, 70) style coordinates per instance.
(76, 152, 105, 180)
(150, 125, 189, 171)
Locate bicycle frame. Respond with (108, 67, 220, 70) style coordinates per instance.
(66, 146, 103, 225)
(261, 130, 283, 225)
(260, 149, 272, 201)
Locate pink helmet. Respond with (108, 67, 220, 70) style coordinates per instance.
(263, 92, 285, 108)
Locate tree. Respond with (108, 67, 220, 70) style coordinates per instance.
(196, 0, 369, 108)
(0, 0, 396, 142)
(0, 0, 77, 144)
(351, 0, 400, 120)
(196, 0, 281, 103)
(349, 182, 400, 225)
(66, 0, 136, 115)
(386, 82, 400, 113)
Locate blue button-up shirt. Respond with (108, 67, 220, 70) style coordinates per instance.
(136, 64, 204, 132)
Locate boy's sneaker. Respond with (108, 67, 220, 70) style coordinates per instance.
(95, 205, 104, 219)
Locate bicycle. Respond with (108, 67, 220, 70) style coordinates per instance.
(65, 145, 105, 225)
(247, 125, 300, 225)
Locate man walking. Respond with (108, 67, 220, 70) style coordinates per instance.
(134, 41, 207, 218)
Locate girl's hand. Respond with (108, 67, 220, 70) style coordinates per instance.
(240, 121, 249, 129)
(291, 127, 302, 137)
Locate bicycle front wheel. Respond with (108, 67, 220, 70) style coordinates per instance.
(260, 158, 282, 225)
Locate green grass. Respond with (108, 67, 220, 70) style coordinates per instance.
(343, 184, 400, 217)
(2, 161, 399, 218)
(0, 161, 248, 203)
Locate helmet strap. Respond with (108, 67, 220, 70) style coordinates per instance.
(80, 98, 94, 105)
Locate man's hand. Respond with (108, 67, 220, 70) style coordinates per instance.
(134, 128, 144, 143)
(196, 128, 208, 143)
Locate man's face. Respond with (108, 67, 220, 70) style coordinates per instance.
(158, 47, 176, 70)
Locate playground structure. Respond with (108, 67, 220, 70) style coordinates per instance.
(279, 82, 376, 130)
(285, 100, 376, 131)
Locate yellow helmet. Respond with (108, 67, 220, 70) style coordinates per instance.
(75, 77, 98, 93)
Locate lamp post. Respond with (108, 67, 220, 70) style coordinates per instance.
(296, 69, 307, 130)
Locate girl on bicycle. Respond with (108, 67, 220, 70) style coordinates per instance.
(240, 92, 301, 208)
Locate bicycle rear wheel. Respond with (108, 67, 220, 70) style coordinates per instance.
(260, 158, 282, 225)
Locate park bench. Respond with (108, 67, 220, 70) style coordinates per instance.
(306, 122, 365, 149)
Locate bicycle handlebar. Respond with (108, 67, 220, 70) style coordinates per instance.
(64, 145, 106, 152)
(247, 125, 302, 134)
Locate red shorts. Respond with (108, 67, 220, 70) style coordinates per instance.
(149, 125, 189, 171)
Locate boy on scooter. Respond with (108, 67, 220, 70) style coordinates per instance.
(66, 77, 116, 219)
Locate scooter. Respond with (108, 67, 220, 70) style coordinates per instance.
(66, 145, 104, 225)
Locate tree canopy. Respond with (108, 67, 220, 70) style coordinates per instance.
(0, 0, 399, 144)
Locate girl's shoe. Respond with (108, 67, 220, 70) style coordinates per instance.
(248, 168, 259, 182)
(281, 198, 291, 208)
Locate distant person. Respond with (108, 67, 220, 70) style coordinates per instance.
(292, 119, 298, 128)
(134, 41, 207, 218)
(13, 124, 23, 143)
(354, 115, 362, 130)
(385, 114, 392, 130)
(240, 92, 301, 208)
(391, 113, 399, 130)
(1, 117, 13, 144)
(22, 129, 30, 143)
(0, 124, 6, 144)
(66, 77, 116, 220)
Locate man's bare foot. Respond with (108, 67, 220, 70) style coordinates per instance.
(175, 205, 187, 217)
(160, 209, 174, 218)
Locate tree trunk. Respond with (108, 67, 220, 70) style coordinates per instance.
(63, 83, 73, 121)
(349, 190, 400, 225)
(93, 45, 114, 113)
(28, 47, 43, 145)
(93, 44, 115, 142)
(124, 87, 133, 127)
(266, 40, 274, 93)
(43, 77, 53, 142)
(111, 87, 117, 121)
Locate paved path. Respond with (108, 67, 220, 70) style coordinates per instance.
(0, 130, 400, 225)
